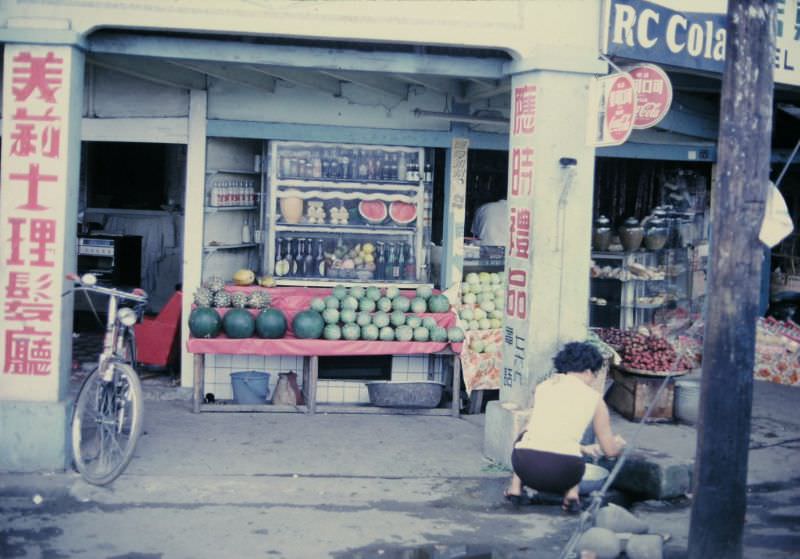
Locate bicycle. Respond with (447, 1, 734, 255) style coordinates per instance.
(68, 273, 148, 485)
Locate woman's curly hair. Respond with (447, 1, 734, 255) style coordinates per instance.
(553, 342, 604, 374)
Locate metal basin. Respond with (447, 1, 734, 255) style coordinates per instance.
(579, 463, 610, 495)
(366, 381, 444, 408)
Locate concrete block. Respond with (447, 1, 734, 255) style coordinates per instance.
(483, 400, 531, 468)
(625, 535, 663, 559)
(0, 399, 71, 472)
(595, 503, 649, 534)
(611, 449, 693, 499)
(577, 527, 622, 559)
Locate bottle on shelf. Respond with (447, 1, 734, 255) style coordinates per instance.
(296, 238, 307, 277)
(304, 238, 315, 278)
(285, 238, 296, 277)
(315, 239, 327, 278)
(386, 243, 398, 281)
(357, 150, 368, 179)
(404, 243, 416, 280)
(424, 161, 432, 184)
(375, 242, 386, 281)
(274, 239, 289, 277)
(241, 217, 251, 244)
(397, 152, 407, 182)
(396, 242, 406, 280)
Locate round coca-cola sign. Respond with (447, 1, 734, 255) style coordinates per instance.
(627, 63, 673, 129)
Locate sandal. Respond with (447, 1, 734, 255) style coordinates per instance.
(562, 498, 581, 515)
(503, 489, 529, 506)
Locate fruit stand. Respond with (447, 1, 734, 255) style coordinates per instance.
(187, 283, 465, 415)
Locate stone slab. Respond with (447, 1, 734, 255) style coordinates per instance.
(0, 399, 71, 472)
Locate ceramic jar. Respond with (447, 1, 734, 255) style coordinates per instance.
(618, 217, 644, 252)
(592, 215, 612, 251)
(644, 218, 669, 251)
(279, 196, 303, 224)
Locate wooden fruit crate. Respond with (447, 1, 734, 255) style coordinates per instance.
(607, 366, 675, 422)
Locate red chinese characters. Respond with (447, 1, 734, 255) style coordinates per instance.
(1, 48, 67, 377)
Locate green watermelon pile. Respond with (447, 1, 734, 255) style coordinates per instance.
(188, 296, 287, 340)
(306, 284, 464, 343)
(459, 272, 505, 332)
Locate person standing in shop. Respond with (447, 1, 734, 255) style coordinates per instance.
(470, 196, 508, 246)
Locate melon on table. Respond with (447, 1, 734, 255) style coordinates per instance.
(358, 200, 387, 224)
(389, 201, 417, 225)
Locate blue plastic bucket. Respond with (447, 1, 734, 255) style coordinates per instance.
(230, 371, 271, 404)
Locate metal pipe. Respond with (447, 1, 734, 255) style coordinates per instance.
(413, 109, 509, 125)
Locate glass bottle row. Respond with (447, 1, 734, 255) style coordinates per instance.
(277, 146, 425, 183)
(209, 178, 258, 207)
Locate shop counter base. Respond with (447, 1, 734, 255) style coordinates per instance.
(190, 349, 461, 417)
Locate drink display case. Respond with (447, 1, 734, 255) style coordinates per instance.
(264, 140, 430, 286)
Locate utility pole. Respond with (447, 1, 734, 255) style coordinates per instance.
(688, 1, 776, 558)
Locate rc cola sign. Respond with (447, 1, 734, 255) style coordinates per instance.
(627, 63, 673, 129)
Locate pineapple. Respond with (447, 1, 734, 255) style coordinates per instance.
(204, 276, 226, 293)
(212, 290, 232, 308)
(247, 289, 271, 309)
(194, 287, 213, 307)
(231, 291, 249, 309)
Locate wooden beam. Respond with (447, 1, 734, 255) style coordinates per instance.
(167, 60, 276, 93)
(87, 53, 206, 90)
(89, 32, 507, 79)
(392, 74, 465, 98)
(319, 70, 408, 100)
(462, 79, 511, 102)
(688, 2, 775, 558)
(247, 65, 342, 96)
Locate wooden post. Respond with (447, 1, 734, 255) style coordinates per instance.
(688, 2, 775, 558)
(192, 354, 204, 414)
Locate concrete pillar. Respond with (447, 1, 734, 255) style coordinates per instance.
(0, 44, 85, 471)
(485, 69, 596, 466)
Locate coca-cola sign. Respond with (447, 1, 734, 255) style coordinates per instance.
(588, 72, 636, 147)
(627, 63, 673, 129)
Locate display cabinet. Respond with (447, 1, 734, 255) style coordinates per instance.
(590, 248, 691, 329)
(264, 140, 429, 286)
(201, 138, 265, 283)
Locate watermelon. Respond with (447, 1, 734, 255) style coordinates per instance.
(413, 327, 430, 342)
(324, 295, 340, 309)
(332, 285, 348, 300)
(377, 297, 393, 313)
(342, 323, 361, 340)
(430, 326, 448, 343)
(293, 310, 325, 339)
(358, 200, 388, 224)
(410, 297, 427, 314)
(356, 311, 372, 327)
(395, 325, 413, 342)
(323, 324, 342, 340)
(392, 296, 410, 312)
(447, 326, 465, 343)
(358, 298, 376, 312)
(255, 308, 287, 339)
(365, 286, 382, 301)
(390, 311, 406, 327)
(385, 286, 400, 300)
(406, 315, 422, 329)
(310, 297, 326, 313)
(361, 324, 379, 341)
(373, 311, 390, 328)
(427, 294, 450, 313)
(188, 307, 222, 338)
(222, 308, 255, 339)
(341, 296, 359, 311)
(422, 317, 438, 331)
(389, 201, 417, 225)
(340, 309, 357, 324)
(379, 326, 395, 341)
(349, 286, 366, 299)
(322, 308, 340, 324)
(415, 285, 433, 300)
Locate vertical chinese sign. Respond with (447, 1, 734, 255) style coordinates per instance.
(0, 46, 78, 401)
(447, 137, 469, 286)
(501, 82, 537, 394)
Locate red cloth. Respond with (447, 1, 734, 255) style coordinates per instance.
(136, 291, 182, 367)
(187, 286, 462, 356)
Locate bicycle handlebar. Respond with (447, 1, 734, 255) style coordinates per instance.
(66, 273, 148, 304)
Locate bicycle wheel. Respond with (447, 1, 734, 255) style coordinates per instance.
(71, 362, 144, 485)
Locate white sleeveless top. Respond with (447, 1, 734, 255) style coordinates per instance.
(515, 374, 601, 457)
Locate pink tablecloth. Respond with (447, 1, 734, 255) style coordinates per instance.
(187, 286, 462, 356)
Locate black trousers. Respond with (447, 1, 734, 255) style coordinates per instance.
(511, 447, 585, 494)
